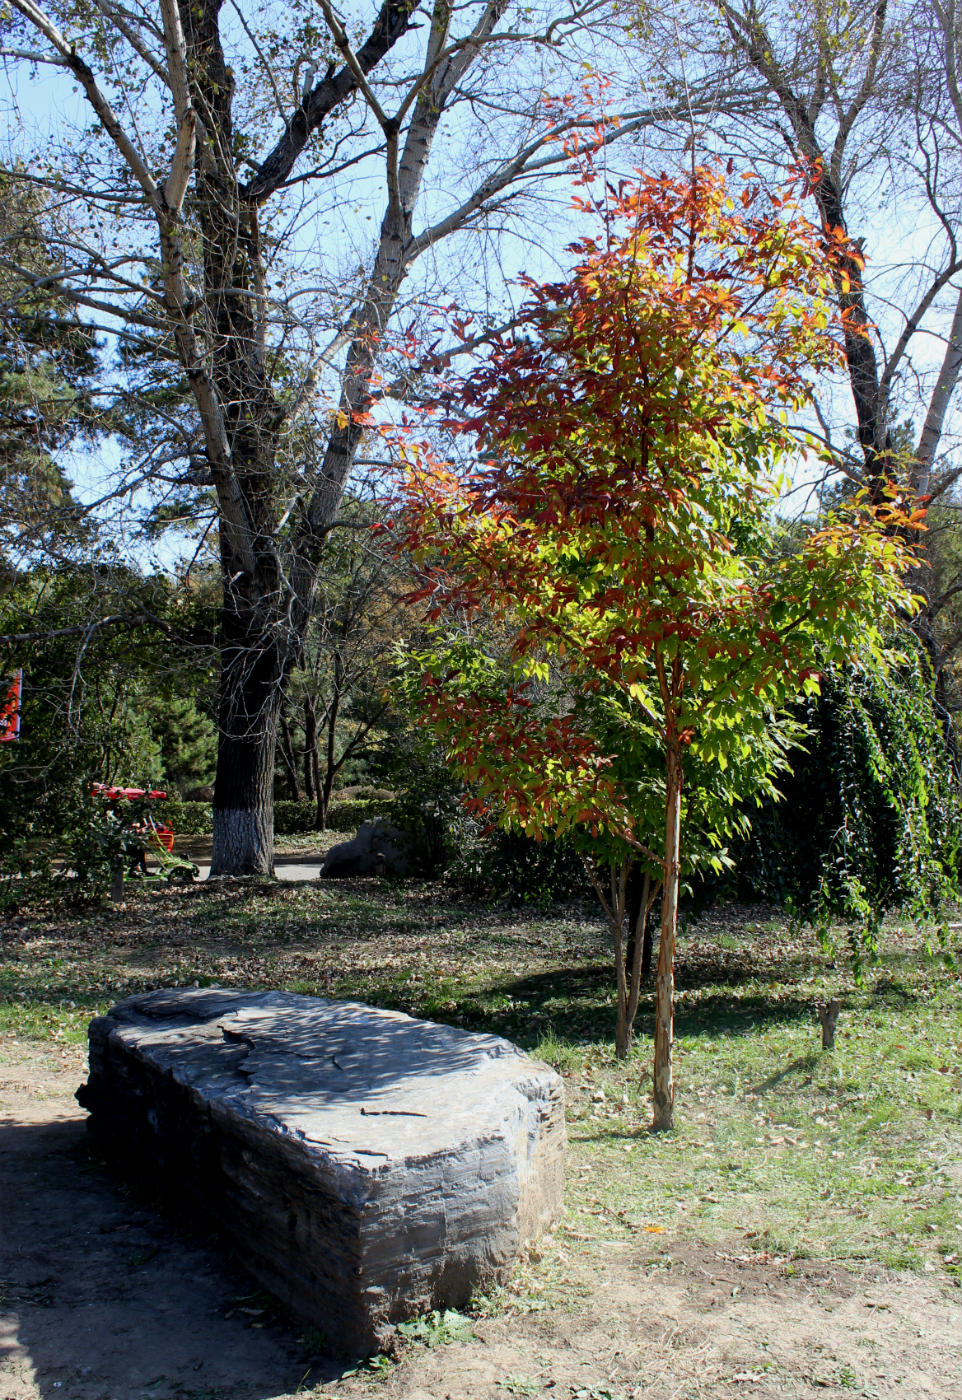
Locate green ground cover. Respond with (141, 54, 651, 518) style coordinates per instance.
(0, 882, 958, 1281)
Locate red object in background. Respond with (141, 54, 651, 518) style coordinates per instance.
(91, 783, 168, 801)
(0, 670, 22, 741)
(91, 783, 176, 852)
(150, 826, 175, 853)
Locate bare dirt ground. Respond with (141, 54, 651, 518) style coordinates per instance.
(2, 1040, 959, 1400)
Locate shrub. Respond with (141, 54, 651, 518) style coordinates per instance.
(273, 799, 318, 834)
(326, 798, 392, 832)
(448, 828, 591, 906)
(156, 799, 213, 835)
(272, 796, 394, 835)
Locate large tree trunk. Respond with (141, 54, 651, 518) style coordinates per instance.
(652, 744, 682, 1131)
(210, 581, 287, 877)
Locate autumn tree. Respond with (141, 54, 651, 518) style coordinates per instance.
(394, 163, 916, 1130)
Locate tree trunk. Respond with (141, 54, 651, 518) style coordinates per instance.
(210, 585, 285, 877)
(626, 865, 658, 980)
(278, 710, 301, 801)
(641, 911, 655, 980)
(316, 652, 343, 831)
(211, 730, 276, 876)
(303, 696, 317, 803)
(612, 862, 631, 1060)
(652, 745, 682, 1131)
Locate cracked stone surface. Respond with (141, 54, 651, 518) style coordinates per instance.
(77, 988, 565, 1353)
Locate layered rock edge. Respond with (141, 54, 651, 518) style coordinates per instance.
(77, 988, 565, 1352)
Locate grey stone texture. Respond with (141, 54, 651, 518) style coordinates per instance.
(77, 988, 565, 1353)
(319, 818, 412, 878)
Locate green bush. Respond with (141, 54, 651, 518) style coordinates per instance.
(273, 796, 393, 835)
(0, 785, 149, 910)
(327, 797, 392, 832)
(157, 798, 212, 834)
(149, 796, 393, 837)
(447, 827, 591, 905)
(273, 799, 318, 834)
(332, 785, 396, 804)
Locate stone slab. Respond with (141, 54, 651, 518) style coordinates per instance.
(77, 988, 565, 1353)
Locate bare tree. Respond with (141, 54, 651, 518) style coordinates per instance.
(0, 0, 733, 873)
(633, 0, 962, 707)
(713, 0, 962, 499)
(283, 492, 411, 827)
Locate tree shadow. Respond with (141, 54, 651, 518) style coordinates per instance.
(0, 1111, 358, 1400)
(443, 963, 829, 1049)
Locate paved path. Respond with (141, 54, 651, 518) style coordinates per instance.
(188, 855, 327, 882)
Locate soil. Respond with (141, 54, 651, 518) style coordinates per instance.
(2, 1040, 959, 1400)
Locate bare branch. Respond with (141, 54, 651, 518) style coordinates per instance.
(244, 0, 425, 203)
(9, 0, 160, 208)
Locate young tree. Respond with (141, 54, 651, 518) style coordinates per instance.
(394, 163, 917, 1129)
(0, 0, 733, 875)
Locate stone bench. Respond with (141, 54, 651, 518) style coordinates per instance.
(77, 988, 565, 1353)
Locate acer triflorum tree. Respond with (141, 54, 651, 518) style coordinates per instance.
(395, 163, 917, 1131)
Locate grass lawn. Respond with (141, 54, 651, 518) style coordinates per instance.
(0, 878, 959, 1284)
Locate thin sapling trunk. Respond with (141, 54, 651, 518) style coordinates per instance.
(652, 741, 682, 1131)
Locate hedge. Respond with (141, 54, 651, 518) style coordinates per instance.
(157, 799, 213, 835)
(158, 795, 394, 836)
(275, 797, 393, 834)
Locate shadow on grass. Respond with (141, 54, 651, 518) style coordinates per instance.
(371, 958, 939, 1051)
(747, 1052, 821, 1095)
(343, 962, 836, 1050)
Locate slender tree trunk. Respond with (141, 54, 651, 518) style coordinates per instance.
(317, 653, 343, 830)
(624, 868, 654, 1054)
(303, 696, 317, 802)
(588, 859, 657, 1059)
(612, 862, 631, 1059)
(319, 762, 337, 832)
(652, 743, 682, 1131)
(626, 864, 658, 981)
(279, 710, 301, 800)
(641, 909, 656, 980)
(625, 864, 642, 979)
